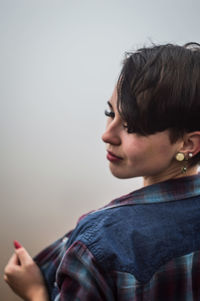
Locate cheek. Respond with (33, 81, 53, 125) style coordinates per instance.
(125, 141, 149, 162)
(147, 143, 176, 170)
(126, 141, 173, 165)
(157, 142, 175, 158)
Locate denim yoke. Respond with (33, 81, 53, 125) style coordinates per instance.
(60, 195, 200, 284)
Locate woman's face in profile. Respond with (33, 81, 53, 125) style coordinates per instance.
(102, 87, 182, 182)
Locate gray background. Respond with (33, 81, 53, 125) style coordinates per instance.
(1, 0, 199, 300)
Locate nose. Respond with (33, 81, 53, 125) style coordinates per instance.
(101, 121, 121, 146)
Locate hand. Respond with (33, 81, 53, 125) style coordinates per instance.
(4, 241, 49, 301)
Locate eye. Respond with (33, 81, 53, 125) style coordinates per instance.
(104, 109, 115, 118)
(105, 100, 115, 118)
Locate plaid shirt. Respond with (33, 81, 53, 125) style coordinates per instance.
(34, 175, 200, 300)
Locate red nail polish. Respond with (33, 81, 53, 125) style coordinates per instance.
(13, 240, 22, 249)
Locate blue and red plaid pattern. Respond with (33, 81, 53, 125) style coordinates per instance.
(35, 175, 200, 300)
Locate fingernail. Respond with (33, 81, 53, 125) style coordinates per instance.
(13, 240, 22, 249)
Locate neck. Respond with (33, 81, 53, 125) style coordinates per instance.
(143, 166, 199, 187)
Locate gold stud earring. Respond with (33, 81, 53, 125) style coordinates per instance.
(175, 152, 185, 162)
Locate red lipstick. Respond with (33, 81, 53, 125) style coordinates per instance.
(106, 151, 122, 162)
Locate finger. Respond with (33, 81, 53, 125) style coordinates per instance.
(4, 253, 20, 276)
(6, 253, 19, 266)
(16, 247, 33, 265)
(4, 274, 8, 282)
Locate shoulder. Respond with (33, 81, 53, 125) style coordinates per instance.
(66, 198, 200, 282)
(65, 204, 158, 280)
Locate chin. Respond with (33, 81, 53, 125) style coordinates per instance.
(109, 167, 135, 179)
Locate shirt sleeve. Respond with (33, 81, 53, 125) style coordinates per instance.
(34, 231, 73, 300)
(34, 230, 73, 265)
(56, 241, 115, 301)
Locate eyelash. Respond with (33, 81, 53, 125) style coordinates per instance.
(104, 110, 115, 118)
(104, 109, 129, 132)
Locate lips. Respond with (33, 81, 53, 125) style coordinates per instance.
(106, 151, 123, 162)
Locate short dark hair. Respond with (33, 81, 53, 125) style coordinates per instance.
(117, 42, 200, 166)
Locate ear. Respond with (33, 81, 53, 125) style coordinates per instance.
(179, 131, 200, 157)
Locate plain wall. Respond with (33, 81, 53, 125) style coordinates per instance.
(1, 0, 200, 299)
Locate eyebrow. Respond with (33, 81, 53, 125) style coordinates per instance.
(107, 100, 113, 109)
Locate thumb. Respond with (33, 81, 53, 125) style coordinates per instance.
(6, 252, 19, 267)
(16, 247, 33, 265)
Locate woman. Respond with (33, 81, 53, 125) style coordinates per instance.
(4, 43, 200, 300)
